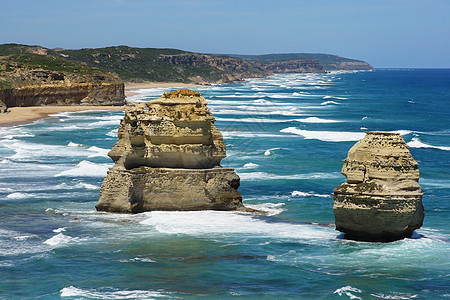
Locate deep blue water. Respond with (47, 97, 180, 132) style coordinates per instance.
(0, 69, 449, 299)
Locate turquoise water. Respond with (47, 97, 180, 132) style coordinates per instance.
(0, 69, 449, 299)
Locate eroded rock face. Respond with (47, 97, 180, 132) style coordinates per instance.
(96, 89, 244, 213)
(0, 99, 7, 113)
(333, 132, 424, 241)
(1, 82, 125, 107)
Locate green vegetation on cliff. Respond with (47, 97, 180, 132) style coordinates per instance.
(55, 46, 264, 83)
(0, 44, 374, 87)
(0, 44, 122, 88)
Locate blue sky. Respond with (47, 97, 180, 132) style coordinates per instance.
(1, 0, 449, 68)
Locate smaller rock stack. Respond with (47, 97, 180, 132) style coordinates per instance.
(333, 132, 424, 241)
(96, 89, 245, 213)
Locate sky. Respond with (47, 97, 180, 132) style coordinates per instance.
(0, 0, 449, 68)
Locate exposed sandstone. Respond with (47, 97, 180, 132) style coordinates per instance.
(333, 132, 424, 241)
(96, 89, 245, 213)
(0, 99, 7, 113)
(1, 82, 125, 107)
(0, 61, 125, 107)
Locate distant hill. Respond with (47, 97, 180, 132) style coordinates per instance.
(53, 46, 265, 84)
(0, 44, 374, 88)
(227, 53, 374, 71)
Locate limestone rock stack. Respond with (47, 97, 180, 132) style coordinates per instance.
(96, 89, 244, 213)
(333, 132, 424, 241)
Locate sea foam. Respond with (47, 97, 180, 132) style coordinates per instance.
(280, 127, 365, 142)
(237, 171, 341, 181)
(60, 286, 169, 299)
(43, 233, 72, 246)
(139, 210, 333, 240)
(407, 136, 450, 151)
(291, 190, 331, 198)
(295, 117, 342, 123)
(55, 161, 112, 177)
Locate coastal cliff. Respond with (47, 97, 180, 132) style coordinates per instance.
(96, 89, 245, 213)
(333, 132, 424, 241)
(1, 44, 373, 89)
(0, 44, 125, 107)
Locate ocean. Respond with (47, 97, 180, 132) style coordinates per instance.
(0, 69, 449, 299)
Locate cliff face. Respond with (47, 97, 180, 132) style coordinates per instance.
(228, 53, 374, 71)
(96, 89, 244, 213)
(327, 61, 374, 71)
(262, 59, 324, 74)
(333, 132, 424, 241)
(0, 46, 126, 107)
(1, 82, 125, 107)
(158, 53, 265, 83)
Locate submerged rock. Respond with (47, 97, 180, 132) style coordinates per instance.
(333, 132, 424, 241)
(96, 89, 245, 213)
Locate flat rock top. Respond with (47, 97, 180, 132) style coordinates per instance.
(163, 89, 202, 98)
(347, 132, 416, 162)
(148, 89, 207, 106)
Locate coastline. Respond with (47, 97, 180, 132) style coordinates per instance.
(0, 105, 126, 127)
(0, 82, 202, 127)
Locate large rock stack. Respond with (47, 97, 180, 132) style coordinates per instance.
(96, 89, 244, 213)
(333, 132, 424, 241)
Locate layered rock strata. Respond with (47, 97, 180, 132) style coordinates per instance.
(1, 82, 125, 107)
(333, 132, 424, 241)
(96, 89, 244, 213)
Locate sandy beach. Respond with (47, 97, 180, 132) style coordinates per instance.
(0, 82, 201, 127)
(0, 105, 126, 127)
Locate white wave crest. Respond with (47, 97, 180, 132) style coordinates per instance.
(320, 101, 340, 105)
(140, 210, 333, 240)
(237, 171, 341, 181)
(334, 286, 363, 299)
(106, 128, 119, 138)
(44, 233, 72, 246)
(6, 192, 30, 199)
(67, 142, 81, 147)
(87, 146, 110, 157)
(264, 147, 281, 156)
(291, 191, 331, 198)
(243, 162, 259, 169)
(280, 127, 365, 142)
(221, 131, 288, 139)
(60, 286, 169, 299)
(245, 202, 285, 216)
(295, 117, 342, 123)
(407, 137, 450, 151)
(55, 161, 112, 177)
(323, 95, 347, 100)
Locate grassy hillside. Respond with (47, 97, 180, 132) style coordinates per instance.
(0, 44, 121, 88)
(54, 46, 263, 83)
(0, 44, 373, 88)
